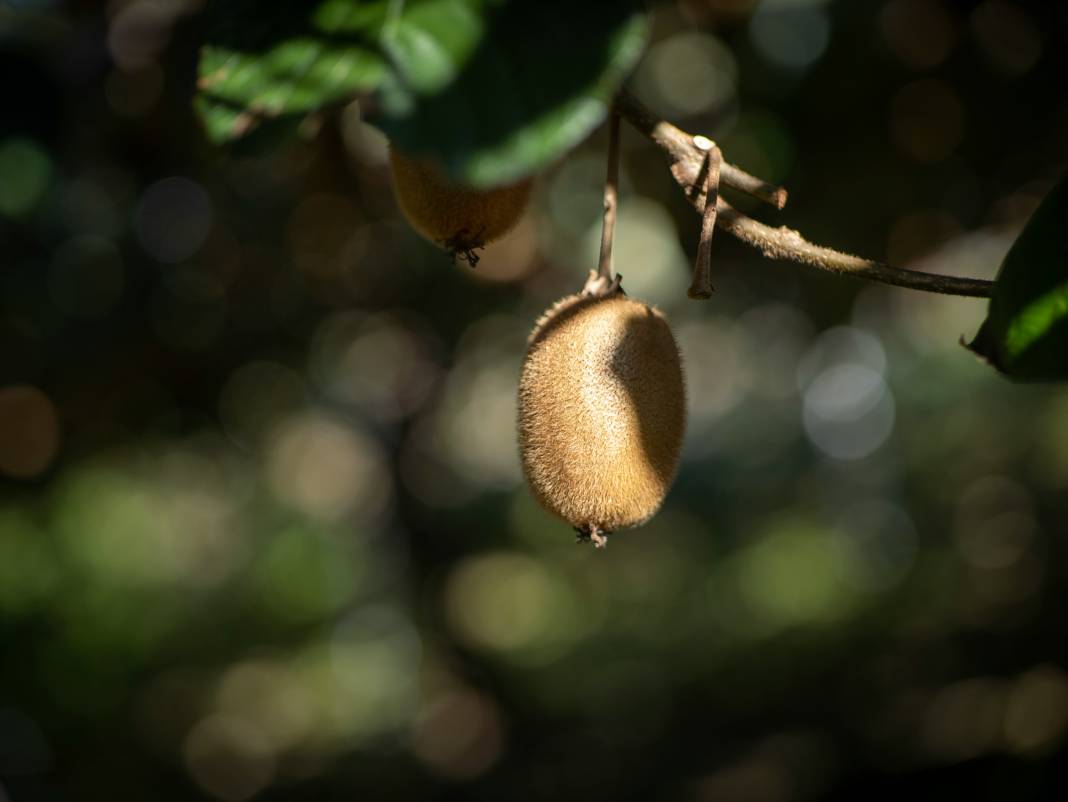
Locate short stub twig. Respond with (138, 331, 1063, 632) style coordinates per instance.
(688, 136, 721, 300)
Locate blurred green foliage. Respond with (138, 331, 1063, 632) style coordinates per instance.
(2, 1, 1068, 801)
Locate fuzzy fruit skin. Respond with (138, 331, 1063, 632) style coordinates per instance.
(517, 292, 686, 534)
(389, 147, 532, 253)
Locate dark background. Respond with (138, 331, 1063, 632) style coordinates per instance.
(2, 0, 1068, 800)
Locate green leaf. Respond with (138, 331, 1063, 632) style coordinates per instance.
(967, 177, 1068, 381)
(195, 0, 649, 185)
(196, 0, 389, 146)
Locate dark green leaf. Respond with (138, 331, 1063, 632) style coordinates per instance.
(195, 0, 649, 185)
(967, 177, 1068, 381)
(375, 1, 648, 186)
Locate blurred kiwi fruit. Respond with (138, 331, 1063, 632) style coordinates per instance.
(388, 146, 533, 264)
(517, 290, 686, 546)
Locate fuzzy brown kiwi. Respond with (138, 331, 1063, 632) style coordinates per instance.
(388, 146, 533, 265)
(517, 290, 686, 545)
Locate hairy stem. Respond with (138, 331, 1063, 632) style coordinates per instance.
(613, 88, 994, 298)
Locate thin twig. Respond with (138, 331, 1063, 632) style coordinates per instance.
(613, 88, 994, 298)
(598, 111, 621, 282)
(689, 141, 721, 299)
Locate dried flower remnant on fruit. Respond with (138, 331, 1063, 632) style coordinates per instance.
(517, 291, 686, 547)
(388, 146, 533, 266)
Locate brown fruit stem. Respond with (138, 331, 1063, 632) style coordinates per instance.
(597, 111, 621, 284)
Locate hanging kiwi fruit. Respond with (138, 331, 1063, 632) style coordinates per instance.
(388, 145, 533, 266)
(517, 113, 686, 548)
(517, 288, 686, 546)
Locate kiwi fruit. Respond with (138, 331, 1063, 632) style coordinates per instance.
(388, 146, 533, 264)
(517, 290, 686, 546)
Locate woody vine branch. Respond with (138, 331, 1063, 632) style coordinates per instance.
(613, 89, 995, 299)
